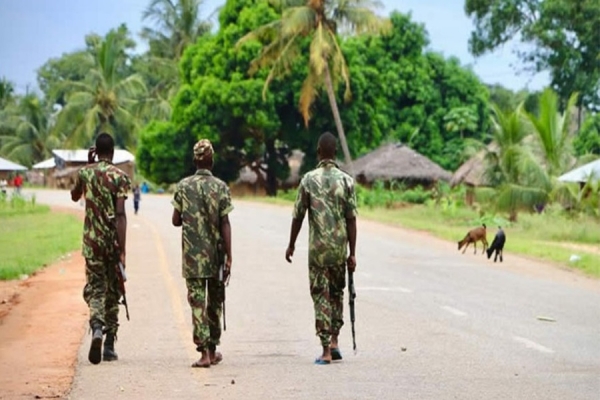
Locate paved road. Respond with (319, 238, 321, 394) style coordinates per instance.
(29, 189, 600, 399)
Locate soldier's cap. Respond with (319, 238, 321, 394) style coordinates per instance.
(193, 139, 214, 162)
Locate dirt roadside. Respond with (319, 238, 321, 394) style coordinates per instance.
(0, 207, 87, 400)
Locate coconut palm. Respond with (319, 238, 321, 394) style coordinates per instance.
(141, 0, 212, 60)
(237, 0, 390, 171)
(0, 78, 15, 110)
(55, 31, 150, 149)
(483, 104, 551, 221)
(0, 94, 61, 166)
(527, 88, 579, 177)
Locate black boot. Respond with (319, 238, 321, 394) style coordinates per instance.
(103, 333, 119, 361)
(88, 324, 103, 365)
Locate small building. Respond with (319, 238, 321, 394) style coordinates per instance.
(0, 156, 27, 181)
(348, 143, 451, 188)
(33, 149, 135, 189)
(451, 144, 497, 206)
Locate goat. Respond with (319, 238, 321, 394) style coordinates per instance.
(486, 227, 506, 262)
(457, 224, 488, 255)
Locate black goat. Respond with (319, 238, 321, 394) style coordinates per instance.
(486, 227, 506, 262)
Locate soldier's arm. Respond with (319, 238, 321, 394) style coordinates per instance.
(172, 209, 182, 227)
(70, 172, 84, 202)
(171, 183, 183, 227)
(220, 215, 232, 263)
(345, 179, 358, 268)
(116, 197, 127, 259)
(286, 183, 308, 262)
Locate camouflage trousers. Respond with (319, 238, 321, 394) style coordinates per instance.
(186, 278, 224, 351)
(83, 258, 120, 334)
(309, 263, 346, 347)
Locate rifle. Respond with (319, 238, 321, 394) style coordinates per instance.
(348, 270, 357, 353)
(116, 261, 130, 321)
(218, 254, 229, 331)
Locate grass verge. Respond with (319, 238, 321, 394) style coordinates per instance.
(240, 195, 600, 277)
(0, 208, 82, 280)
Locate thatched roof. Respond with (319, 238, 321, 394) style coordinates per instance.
(450, 143, 498, 187)
(348, 143, 451, 184)
(450, 151, 486, 187)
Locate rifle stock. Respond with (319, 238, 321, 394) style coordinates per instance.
(348, 270, 356, 353)
(117, 261, 130, 321)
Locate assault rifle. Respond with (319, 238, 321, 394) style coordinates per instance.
(348, 270, 357, 353)
(219, 254, 229, 331)
(117, 261, 130, 321)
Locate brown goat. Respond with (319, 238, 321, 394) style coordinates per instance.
(458, 224, 488, 255)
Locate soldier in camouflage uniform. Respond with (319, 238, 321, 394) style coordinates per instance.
(172, 139, 233, 368)
(70, 132, 131, 365)
(286, 132, 358, 365)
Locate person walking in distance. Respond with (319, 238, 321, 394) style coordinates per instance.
(70, 132, 131, 365)
(285, 132, 358, 365)
(133, 184, 141, 215)
(171, 139, 233, 368)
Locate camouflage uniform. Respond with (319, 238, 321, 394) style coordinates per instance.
(293, 160, 357, 347)
(172, 139, 234, 352)
(74, 161, 131, 334)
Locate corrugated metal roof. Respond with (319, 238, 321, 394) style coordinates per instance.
(559, 159, 600, 183)
(32, 158, 56, 169)
(52, 149, 135, 164)
(0, 157, 27, 171)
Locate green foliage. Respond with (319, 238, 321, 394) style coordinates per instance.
(465, 0, 600, 111)
(0, 193, 47, 217)
(0, 93, 60, 166)
(136, 120, 195, 185)
(574, 113, 600, 156)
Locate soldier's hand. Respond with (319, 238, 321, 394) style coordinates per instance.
(119, 252, 126, 269)
(87, 146, 96, 164)
(285, 246, 295, 263)
(347, 255, 356, 273)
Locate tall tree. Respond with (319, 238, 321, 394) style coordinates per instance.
(483, 104, 551, 221)
(237, 0, 390, 172)
(141, 0, 211, 60)
(465, 0, 600, 114)
(0, 94, 60, 166)
(55, 29, 150, 149)
(526, 88, 578, 176)
(0, 78, 15, 110)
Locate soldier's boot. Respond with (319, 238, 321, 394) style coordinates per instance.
(88, 324, 103, 365)
(103, 333, 119, 361)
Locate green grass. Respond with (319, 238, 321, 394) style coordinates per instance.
(0, 208, 82, 280)
(241, 194, 600, 277)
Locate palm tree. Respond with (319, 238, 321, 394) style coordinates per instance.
(237, 0, 390, 172)
(444, 106, 478, 139)
(0, 78, 15, 110)
(55, 31, 150, 149)
(0, 94, 61, 166)
(484, 104, 551, 221)
(141, 0, 211, 60)
(527, 88, 578, 177)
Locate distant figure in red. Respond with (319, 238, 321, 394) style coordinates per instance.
(14, 174, 23, 194)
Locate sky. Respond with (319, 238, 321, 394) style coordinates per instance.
(0, 0, 549, 94)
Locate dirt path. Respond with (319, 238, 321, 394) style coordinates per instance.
(0, 252, 87, 399)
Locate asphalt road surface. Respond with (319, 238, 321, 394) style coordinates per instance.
(29, 189, 600, 400)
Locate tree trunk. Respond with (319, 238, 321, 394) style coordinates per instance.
(323, 63, 353, 176)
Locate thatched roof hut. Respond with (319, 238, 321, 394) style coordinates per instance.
(450, 143, 498, 188)
(348, 143, 451, 186)
(450, 151, 486, 187)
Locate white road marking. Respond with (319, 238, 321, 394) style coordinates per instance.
(513, 336, 555, 354)
(441, 306, 468, 317)
(357, 286, 413, 293)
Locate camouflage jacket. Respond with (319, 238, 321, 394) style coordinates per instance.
(172, 169, 234, 279)
(74, 161, 131, 260)
(293, 160, 357, 267)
